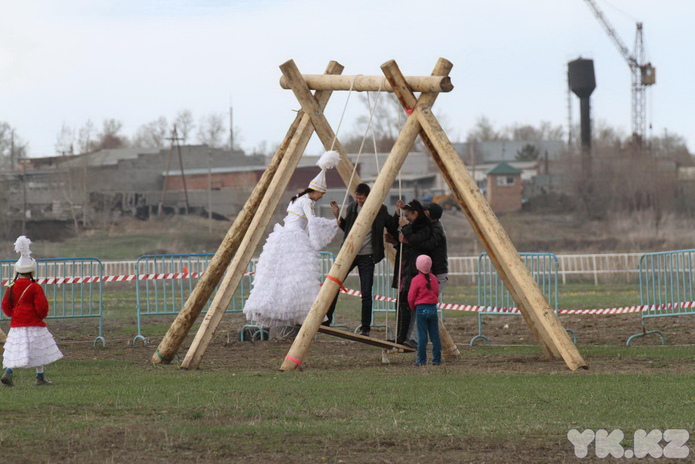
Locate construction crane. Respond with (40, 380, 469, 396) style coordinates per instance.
(582, 0, 656, 146)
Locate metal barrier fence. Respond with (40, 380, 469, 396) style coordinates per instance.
(472, 252, 576, 345)
(372, 258, 397, 338)
(626, 249, 695, 346)
(0, 257, 106, 347)
(133, 253, 251, 345)
(104, 253, 644, 286)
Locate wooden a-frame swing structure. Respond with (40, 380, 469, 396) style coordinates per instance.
(152, 57, 588, 372)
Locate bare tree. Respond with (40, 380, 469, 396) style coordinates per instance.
(76, 119, 96, 154)
(196, 113, 226, 148)
(96, 119, 128, 150)
(651, 129, 692, 164)
(341, 94, 411, 153)
(133, 116, 169, 148)
(0, 122, 27, 170)
(465, 116, 505, 143)
(55, 123, 75, 155)
(503, 121, 564, 141)
(174, 110, 195, 144)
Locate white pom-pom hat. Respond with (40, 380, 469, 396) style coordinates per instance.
(308, 150, 341, 193)
(13, 235, 37, 274)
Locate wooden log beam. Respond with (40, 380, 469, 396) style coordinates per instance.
(151, 101, 303, 364)
(280, 74, 453, 93)
(316, 325, 415, 351)
(439, 320, 460, 358)
(382, 63, 587, 371)
(175, 61, 345, 369)
(280, 60, 448, 372)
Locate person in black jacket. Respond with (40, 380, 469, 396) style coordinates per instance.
(424, 202, 449, 289)
(325, 183, 396, 337)
(386, 199, 434, 345)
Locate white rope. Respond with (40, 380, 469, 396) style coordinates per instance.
(369, 91, 382, 174)
(337, 81, 384, 219)
(328, 74, 361, 152)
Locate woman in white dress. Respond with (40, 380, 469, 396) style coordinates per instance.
(243, 151, 340, 327)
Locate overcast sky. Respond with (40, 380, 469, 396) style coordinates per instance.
(2, 0, 693, 158)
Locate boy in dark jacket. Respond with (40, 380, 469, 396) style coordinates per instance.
(326, 183, 396, 336)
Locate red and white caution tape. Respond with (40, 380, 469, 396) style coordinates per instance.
(337, 286, 695, 315)
(4, 273, 692, 316)
(2, 271, 253, 286)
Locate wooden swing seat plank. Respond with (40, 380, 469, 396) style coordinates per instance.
(314, 325, 415, 352)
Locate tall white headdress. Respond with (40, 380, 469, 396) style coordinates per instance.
(308, 150, 341, 193)
(14, 235, 37, 274)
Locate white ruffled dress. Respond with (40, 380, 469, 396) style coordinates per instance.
(3, 327, 63, 369)
(243, 195, 338, 327)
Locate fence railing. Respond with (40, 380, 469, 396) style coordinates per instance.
(0, 257, 106, 347)
(99, 253, 645, 288)
(626, 249, 695, 346)
(472, 253, 579, 345)
(133, 254, 251, 345)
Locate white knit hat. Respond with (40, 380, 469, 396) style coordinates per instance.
(308, 150, 341, 193)
(14, 235, 37, 274)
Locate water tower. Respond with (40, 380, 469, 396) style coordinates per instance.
(568, 58, 596, 178)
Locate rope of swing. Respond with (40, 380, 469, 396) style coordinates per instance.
(336, 79, 384, 219)
(327, 74, 361, 153)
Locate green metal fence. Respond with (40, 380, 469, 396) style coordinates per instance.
(472, 252, 575, 345)
(0, 257, 106, 347)
(133, 254, 251, 345)
(626, 249, 695, 346)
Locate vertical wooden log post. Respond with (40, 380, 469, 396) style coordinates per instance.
(280, 61, 448, 371)
(371, 57, 460, 359)
(178, 62, 346, 370)
(152, 113, 299, 364)
(383, 63, 587, 371)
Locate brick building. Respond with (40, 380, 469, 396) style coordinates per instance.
(486, 162, 523, 213)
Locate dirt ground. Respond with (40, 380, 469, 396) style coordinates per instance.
(55, 308, 695, 373)
(10, 311, 694, 464)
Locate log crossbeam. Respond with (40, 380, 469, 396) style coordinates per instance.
(280, 74, 453, 93)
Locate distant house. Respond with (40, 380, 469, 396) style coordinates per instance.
(161, 161, 346, 216)
(486, 162, 523, 213)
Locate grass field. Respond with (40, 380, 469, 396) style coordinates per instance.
(0, 346, 694, 463)
(1, 282, 695, 463)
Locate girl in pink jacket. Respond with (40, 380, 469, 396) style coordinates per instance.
(408, 255, 441, 366)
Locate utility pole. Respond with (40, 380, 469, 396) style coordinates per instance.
(207, 150, 212, 233)
(229, 101, 234, 151)
(160, 125, 189, 215)
(21, 161, 27, 236)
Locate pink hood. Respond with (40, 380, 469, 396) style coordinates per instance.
(416, 254, 432, 274)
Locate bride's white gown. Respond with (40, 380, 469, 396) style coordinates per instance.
(243, 195, 338, 327)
